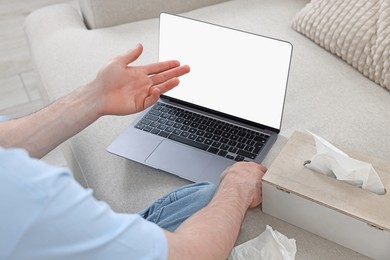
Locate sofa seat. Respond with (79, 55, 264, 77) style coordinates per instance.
(25, 0, 390, 258)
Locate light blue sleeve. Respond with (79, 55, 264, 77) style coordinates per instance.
(0, 148, 168, 260)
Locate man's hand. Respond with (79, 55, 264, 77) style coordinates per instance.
(219, 162, 267, 208)
(92, 44, 190, 116)
(0, 44, 189, 158)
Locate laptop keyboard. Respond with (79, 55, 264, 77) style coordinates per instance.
(134, 102, 270, 161)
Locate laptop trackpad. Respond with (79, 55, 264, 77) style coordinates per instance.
(145, 140, 213, 182)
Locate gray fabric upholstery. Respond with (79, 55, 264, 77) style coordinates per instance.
(25, 0, 390, 258)
(79, 0, 229, 29)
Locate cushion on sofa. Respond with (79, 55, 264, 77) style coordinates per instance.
(292, 0, 390, 91)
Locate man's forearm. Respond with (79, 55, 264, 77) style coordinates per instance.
(0, 83, 100, 158)
(164, 180, 252, 260)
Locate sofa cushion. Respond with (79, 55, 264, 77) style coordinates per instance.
(292, 0, 390, 91)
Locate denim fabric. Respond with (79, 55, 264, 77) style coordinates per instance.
(138, 182, 216, 232)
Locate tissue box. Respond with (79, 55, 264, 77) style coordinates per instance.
(262, 131, 390, 260)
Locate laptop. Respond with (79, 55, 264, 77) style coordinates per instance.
(107, 13, 293, 184)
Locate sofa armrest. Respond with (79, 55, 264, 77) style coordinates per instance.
(25, 4, 86, 45)
(79, 0, 230, 29)
(25, 4, 87, 105)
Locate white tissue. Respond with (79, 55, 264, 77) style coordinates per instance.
(228, 225, 296, 260)
(305, 131, 385, 195)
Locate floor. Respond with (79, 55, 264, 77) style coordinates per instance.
(0, 0, 74, 166)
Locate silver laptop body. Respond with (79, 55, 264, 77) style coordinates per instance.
(107, 13, 293, 184)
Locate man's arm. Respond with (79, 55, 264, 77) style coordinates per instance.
(0, 44, 190, 158)
(164, 162, 267, 260)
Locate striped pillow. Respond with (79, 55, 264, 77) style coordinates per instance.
(292, 0, 390, 91)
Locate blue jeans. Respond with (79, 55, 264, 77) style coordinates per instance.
(138, 182, 216, 232)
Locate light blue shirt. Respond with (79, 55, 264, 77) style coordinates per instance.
(0, 148, 167, 260)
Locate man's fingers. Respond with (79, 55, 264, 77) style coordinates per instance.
(143, 78, 181, 109)
(149, 65, 190, 86)
(151, 77, 181, 95)
(145, 60, 181, 75)
(144, 88, 161, 109)
(119, 44, 143, 65)
(258, 164, 267, 174)
(243, 161, 267, 174)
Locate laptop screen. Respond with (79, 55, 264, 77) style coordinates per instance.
(159, 13, 292, 131)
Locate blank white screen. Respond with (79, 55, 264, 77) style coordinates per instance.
(159, 13, 292, 130)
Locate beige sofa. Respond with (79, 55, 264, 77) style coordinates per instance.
(25, 0, 390, 258)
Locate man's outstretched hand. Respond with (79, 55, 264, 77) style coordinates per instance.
(92, 43, 190, 116)
(0, 44, 190, 158)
